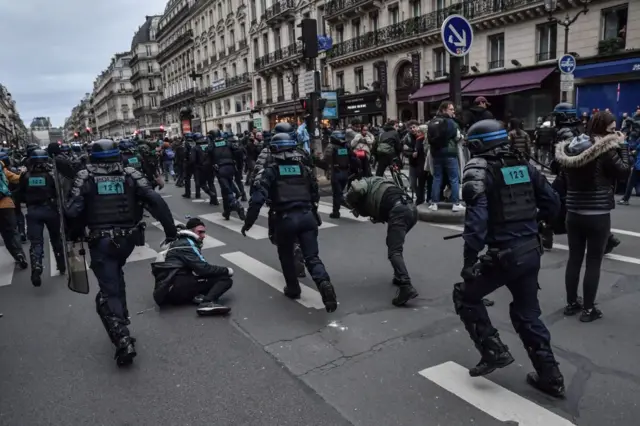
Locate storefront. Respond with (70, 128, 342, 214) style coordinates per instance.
(267, 100, 305, 129)
(574, 53, 640, 119)
(338, 91, 386, 127)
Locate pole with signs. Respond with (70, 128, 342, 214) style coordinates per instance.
(441, 15, 474, 110)
(558, 54, 576, 103)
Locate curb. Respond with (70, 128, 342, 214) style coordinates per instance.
(417, 203, 465, 224)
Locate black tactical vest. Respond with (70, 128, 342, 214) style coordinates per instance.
(486, 156, 537, 231)
(272, 162, 312, 210)
(332, 144, 350, 169)
(121, 151, 142, 170)
(24, 169, 56, 206)
(212, 140, 233, 165)
(85, 171, 138, 228)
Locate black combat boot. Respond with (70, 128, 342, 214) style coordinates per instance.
(31, 264, 43, 287)
(469, 333, 515, 377)
(54, 252, 66, 275)
(317, 281, 337, 313)
(241, 194, 247, 202)
(392, 284, 419, 306)
(114, 336, 137, 367)
(329, 212, 340, 219)
(15, 254, 28, 270)
(527, 363, 565, 398)
(604, 234, 620, 254)
(222, 211, 231, 220)
(236, 205, 246, 220)
(210, 197, 219, 206)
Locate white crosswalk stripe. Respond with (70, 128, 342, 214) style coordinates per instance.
(316, 201, 369, 222)
(200, 212, 270, 239)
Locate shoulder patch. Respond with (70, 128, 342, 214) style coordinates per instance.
(461, 158, 487, 204)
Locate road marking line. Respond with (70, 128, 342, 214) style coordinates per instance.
(220, 251, 324, 309)
(0, 251, 15, 287)
(611, 228, 640, 238)
(50, 241, 60, 277)
(431, 224, 640, 265)
(161, 194, 172, 198)
(128, 244, 160, 262)
(151, 220, 225, 249)
(419, 361, 575, 426)
(200, 213, 269, 240)
(257, 210, 338, 230)
(317, 201, 369, 222)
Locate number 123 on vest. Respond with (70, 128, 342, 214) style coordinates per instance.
(500, 166, 530, 185)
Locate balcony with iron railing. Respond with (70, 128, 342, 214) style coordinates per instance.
(228, 44, 236, 54)
(254, 41, 302, 72)
(196, 72, 251, 99)
(219, 50, 227, 60)
(276, 94, 285, 102)
(488, 59, 504, 70)
(203, 58, 209, 67)
(156, 3, 191, 40)
(132, 88, 143, 98)
(131, 69, 162, 82)
(129, 51, 155, 66)
(160, 87, 196, 108)
(238, 39, 248, 50)
(325, 0, 377, 23)
(262, 0, 295, 25)
(157, 29, 194, 63)
(327, 0, 546, 64)
(266, 97, 273, 104)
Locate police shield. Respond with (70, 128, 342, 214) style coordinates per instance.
(51, 159, 90, 294)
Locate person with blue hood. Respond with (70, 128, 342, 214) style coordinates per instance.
(455, 119, 565, 398)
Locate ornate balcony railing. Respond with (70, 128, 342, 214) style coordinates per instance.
(325, 0, 374, 19)
(203, 58, 209, 67)
(228, 45, 236, 54)
(255, 41, 301, 71)
(219, 50, 227, 60)
(266, 97, 273, 104)
(158, 29, 194, 63)
(156, 3, 191, 40)
(238, 39, 248, 50)
(262, 0, 295, 23)
(196, 73, 251, 99)
(160, 87, 196, 108)
(328, 0, 542, 61)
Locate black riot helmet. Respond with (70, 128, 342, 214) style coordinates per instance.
(466, 119, 510, 154)
(26, 143, 39, 156)
(207, 129, 221, 140)
(29, 148, 50, 165)
(274, 122, 294, 134)
(552, 102, 579, 127)
(269, 132, 297, 153)
(90, 139, 121, 163)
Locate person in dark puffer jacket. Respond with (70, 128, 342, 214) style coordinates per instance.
(554, 111, 629, 323)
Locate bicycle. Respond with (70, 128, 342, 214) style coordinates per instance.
(389, 163, 414, 201)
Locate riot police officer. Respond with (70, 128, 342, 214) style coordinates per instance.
(192, 133, 218, 204)
(241, 133, 337, 313)
(119, 139, 143, 170)
(323, 131, 358, 219)
(18, 149, 65, 286)
(65, 139, 177, 366)
(230, 134, 247, 201)
(553, 102, 583, 142)
(455, 119, 565, 398)
(207, 129, 245, 220)
(182, 133, 200, 199)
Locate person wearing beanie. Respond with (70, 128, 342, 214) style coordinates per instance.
(151, 217, 234, 315)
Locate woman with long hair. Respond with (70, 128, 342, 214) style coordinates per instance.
(554, 111, 629, 322)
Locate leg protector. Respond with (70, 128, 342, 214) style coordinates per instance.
(95, 292, 130, 345)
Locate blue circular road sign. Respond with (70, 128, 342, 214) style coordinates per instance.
(558, 54, 576, 74)
(441, 15, 474, 57)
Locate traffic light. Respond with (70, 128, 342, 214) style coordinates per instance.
(160, 125, 165, 132)
(299, 98, 312, 115)
(297, 19, 318, 59)
(86, 127, 91, 134)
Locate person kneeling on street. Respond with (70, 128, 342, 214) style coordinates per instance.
(151, 217, 233, 316)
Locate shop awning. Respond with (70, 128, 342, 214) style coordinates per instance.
(574, 58, 640, 79)
(462, 67, 555, 97)
(409, 79, 474, 102)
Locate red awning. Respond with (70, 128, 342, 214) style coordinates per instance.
(462, 67, 555, 97)
(409, 78, 475, 103)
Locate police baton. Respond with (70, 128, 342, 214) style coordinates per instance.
(443, 232, 463, 240)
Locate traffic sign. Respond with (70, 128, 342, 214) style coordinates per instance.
(303, 70, 316, 94)
(560, 81, 574, 91)
(441, 15, 474, 57)
(560, 73, 574, 81)
(558, 54, 576, 74)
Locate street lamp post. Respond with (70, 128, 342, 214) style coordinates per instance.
(544, 0, 591, 102)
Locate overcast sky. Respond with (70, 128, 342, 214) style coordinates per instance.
(0, 0, 168, 128)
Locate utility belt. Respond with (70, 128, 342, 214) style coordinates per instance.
(481, 236, 542, 270)
(88, 221, 146, 246)
(392, 194, 412, 208)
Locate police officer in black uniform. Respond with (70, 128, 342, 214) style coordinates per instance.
(18, 149, 66, 286)
(230, 134, 247, 201)
(119, 139, 143, 170)
(65, 139, 177, 366)
(241, 133, 337, 312)
(455, 119, 565, 398)
(192, 133, 218, 205)
(207, 129, 245, 220)
(323, 131, 358, 219)
(182, 133, 200, 199)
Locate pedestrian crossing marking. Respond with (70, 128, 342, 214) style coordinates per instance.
(220, 251, 325, 310)
(419, 361, 575, 425)
(128, 244, 161, 262)
(257, 210, 339, 230)
(151, 220, 226, 249)
(0, 252, 15, 287)
(316, 201, 369, 222)
(200, 212, 270, 240)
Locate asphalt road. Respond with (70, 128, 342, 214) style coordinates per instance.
(1, 179, 640, 426)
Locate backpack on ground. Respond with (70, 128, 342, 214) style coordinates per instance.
(427, 117, 450, 150)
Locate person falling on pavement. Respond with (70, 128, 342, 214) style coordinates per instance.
(151, 217, 234, 316)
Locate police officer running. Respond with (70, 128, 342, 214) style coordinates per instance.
(454, 119, 565, 398)
(344, 176, 419, 306)
(65, 139, 177, 366)
(323, 131, 358, 219)
(18, 149, 66, 286)
(207, 129, 246, 220)
(241, 133, 337, 313)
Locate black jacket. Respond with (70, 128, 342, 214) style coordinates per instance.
(151, 230, 231, 305)
(554, 132, 629, 212)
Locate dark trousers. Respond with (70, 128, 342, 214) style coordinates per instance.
(90, 236, 136, 344)
(565, 212, 610, 309)
(330, 169, 349, 214)
(196, 168, 217, 199)
(274, 209, 330, 292)
(622, 169, 640, 201)
(218, 165, 238, 213)
(0, 207, 24, 261)
(14, 203, 25, 236)
(234, 160, 246, 197)
(26, 204, 64, 267)
(183, 169, 200, 197)
(409, 164, 426, 204)
(175, 163, 184, 186)
(454, 246, 555, 365)
(164, 275, 232, 304)
(375, 155, 393, 177)
(387, 202, 418, 285)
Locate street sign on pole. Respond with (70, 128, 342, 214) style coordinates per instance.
(560, 81, 574, 91)
(304, 70, 317, 94)
(441, 15, 474, 57)
(560, 73, 574, 81)
(558, 54, 576, 74)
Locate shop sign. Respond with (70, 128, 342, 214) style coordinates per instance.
(341, 95, 385, 115)
(253, 118, 262, 131)
(321, 91, 338, 119)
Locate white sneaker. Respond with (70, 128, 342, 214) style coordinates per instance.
(428, 203, 438, 211)
(452, 203, 466, 212)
